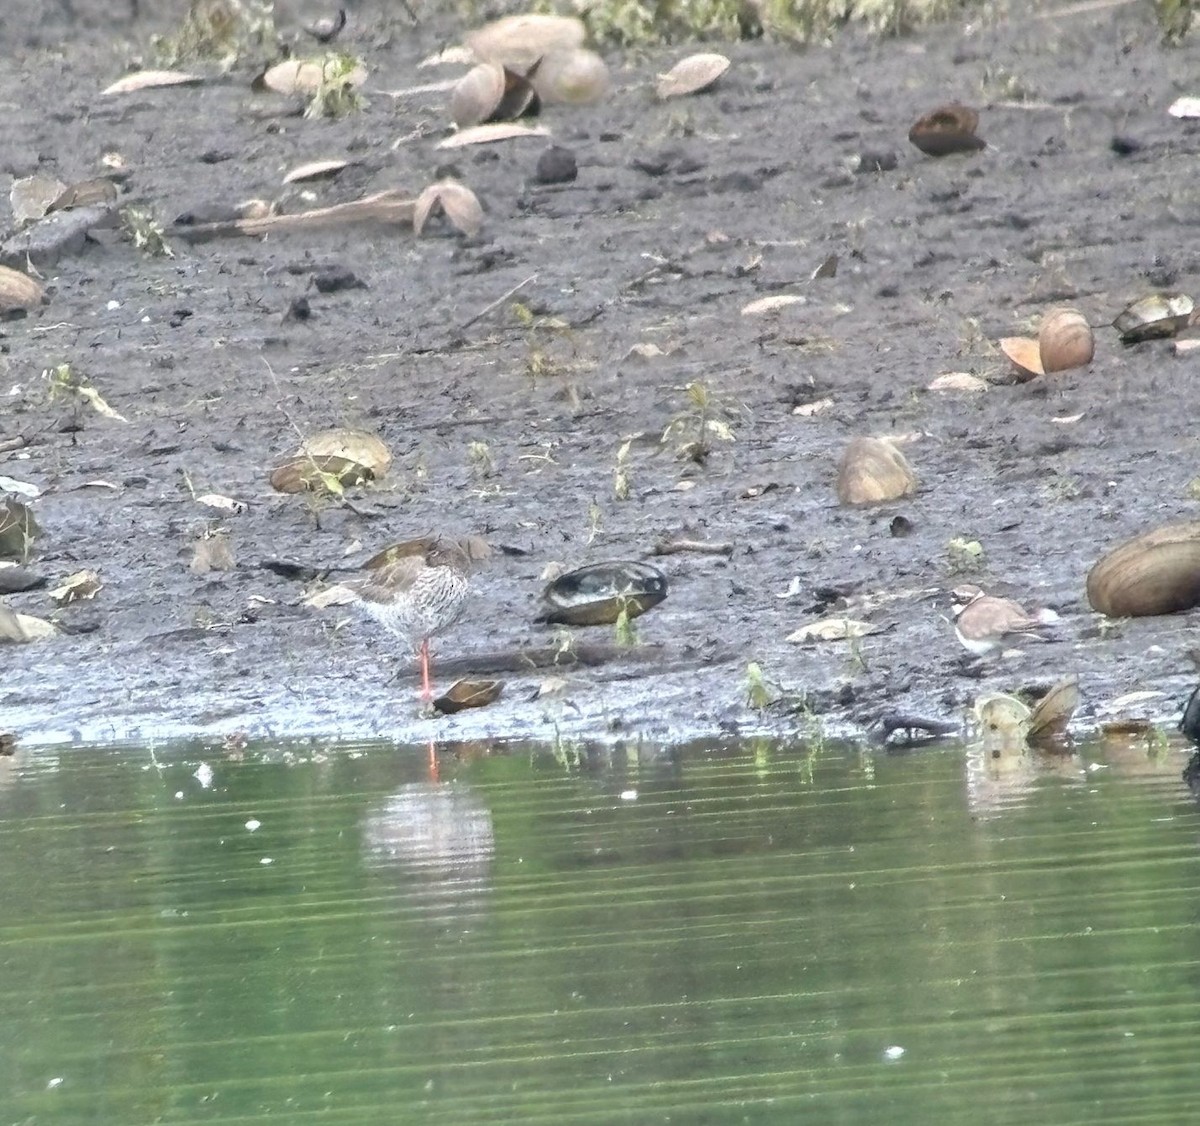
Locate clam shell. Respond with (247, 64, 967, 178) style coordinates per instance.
(270, 455, 374, 494)
(974, 693, 1031, 737)
(1181, 684, 1200, 746)
(433, 679, 504, 715)
(261, 59, 366, 97)
(656, 53, 730, 99)
(908, 104, 986, 157)
(999, 336, 1043, 381)
(530, 48, 610, 106)
(1027, 676, 1080, 744)
(539, 560, 668, 626)
(1112, 292, 1195, 343)
(0, 266, 45, 315)
(413, 179, 483, 238)
(302, 428, 392, 476)
(450, 62, 506, 127)
(1038, 307, 1094, 373)
(1086, 521, 1200, 617)
(836, 437, 917, 507)
(465, 14, 586, 70)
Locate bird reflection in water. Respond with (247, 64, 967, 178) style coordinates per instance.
(361, 742, 495, 923)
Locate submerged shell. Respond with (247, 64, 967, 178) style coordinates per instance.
(539, 560, 668, 625)
(1087, 521, 1200, 618)
(1027, 676, 1080, 744)
(836, 437, 917, 506)
(656, 53, 730, 99)
(1112, 292, 1195, 343)
(1038, 307, 1094, 373)
(974, 693, 1032, 737)
(908, 103, 986, 157)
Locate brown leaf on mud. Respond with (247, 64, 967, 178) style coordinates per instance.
(191, 532, 235, 574)
(656, 53, 731, 99)
(432, 678, 504, 714)
(48, 570, 102, 606)
(836, 437, 917, 506)
(438, 123, 550, 149)
(102, 70, 203, 96)
(0, 604, 56, 643)
(908, 104, 986, 157)
(49, 179, 119, 213)
(282, 160, 349, 185)
(413, 180, 483, 237)
(0, 266, 45, 316)
(10, 174, 66, 224)
(465, 14, 585, 70)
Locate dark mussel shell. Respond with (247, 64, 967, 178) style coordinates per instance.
(538, 560, 668, 626)
(908, 103, 986, 157)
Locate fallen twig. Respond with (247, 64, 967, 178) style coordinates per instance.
(455, 273, 539, 334)
(652, 538, 734, 558)
(170, 189, 416, 242)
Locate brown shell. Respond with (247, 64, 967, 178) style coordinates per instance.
(261, 59, 366, 97)
(908, 104, 986, 157)
(1027, 676, 1080, 744)
(1086, 522, 1200, 617)
(999, 336, 1043, 381)
(302, 428, 392, 476)
(433, 678, 504, 714)
(836, 437, 917, 507)
(413, 180, 483, 237)
(0, 266, 45, 315)
(656, 53, 730, 99)
(1038, 307, 1094, 373)
(269, 455, 374, 494)
(450, 62, 506, 127)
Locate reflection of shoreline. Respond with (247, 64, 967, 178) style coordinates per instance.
(362, 782, 495, 921)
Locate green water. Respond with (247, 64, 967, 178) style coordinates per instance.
(0, 735, 1198, 1124)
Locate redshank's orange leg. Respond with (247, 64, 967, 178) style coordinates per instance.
(419, 637, 433, 703)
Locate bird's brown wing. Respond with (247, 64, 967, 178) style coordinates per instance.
(350, 557, 428, 603)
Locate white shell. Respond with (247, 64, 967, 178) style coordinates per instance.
(656, 53, 730, 99)
(450, 62, 506, 128)
(437, 123, 550, 149)
(531, 49, 610, 106)
(102, 69, 201, 96)
(283, 159, 349, 184)
(465, 15, 585, 69)
(262, 59, 366, 97)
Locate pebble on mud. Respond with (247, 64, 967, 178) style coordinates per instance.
(535, 145, 578, 184)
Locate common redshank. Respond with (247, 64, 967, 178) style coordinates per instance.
(341, 539, 472, 702)
(950, 585, 1058, 657)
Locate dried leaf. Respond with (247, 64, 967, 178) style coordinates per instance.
(48, 569, 102, 606)
(786, 618, 875, 643)
(196, 493, 248, 515)
(75, 384, 128, 422)
(437, 123, 550, 149)
(102, 70, 202, 96)
(928, 372, 988, 393)
(741, 294, 805, 316)
(283, 159, 349, 184)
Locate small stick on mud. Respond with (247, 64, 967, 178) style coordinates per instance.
(170, 189, 416, 242)
(652, 538, 735, 558)
(456, 273, 539, 334)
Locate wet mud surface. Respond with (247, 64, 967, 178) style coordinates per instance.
(2, 0, 1199, 748)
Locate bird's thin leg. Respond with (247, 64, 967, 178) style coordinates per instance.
(420, 637, 433, 703)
